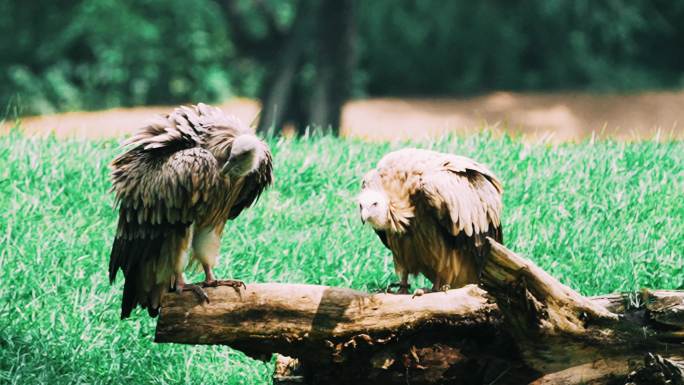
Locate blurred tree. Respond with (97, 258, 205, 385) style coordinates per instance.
(218, 0, 357, 135)
(2, 0, 684, 133)
(357, 0, 684, 95)
(1, 0, 238, 115)
(308, 0, 356, 132)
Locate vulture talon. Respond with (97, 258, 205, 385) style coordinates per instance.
(386, 282, 410, 295)
(204, 279, 246, 292)
(183, 284, 210, 304)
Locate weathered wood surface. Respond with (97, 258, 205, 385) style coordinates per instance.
(480, 238, 684, 383)
(156, 283, 529, 383)
(155, 240, 684, 384)
(155, 283, 498, 353)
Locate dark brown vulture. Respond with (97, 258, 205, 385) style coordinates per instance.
(109, 103, 273, 318)
(358, 148, 503, 294)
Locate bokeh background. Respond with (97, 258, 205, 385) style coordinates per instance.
(3, 0, 684, 141)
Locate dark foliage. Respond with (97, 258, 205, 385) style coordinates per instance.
(2, 0, 683, 117)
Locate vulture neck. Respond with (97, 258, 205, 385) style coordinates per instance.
(203, 128, 245, 164)
(222, 135, 265, 177)
(225, 149, 261, 177)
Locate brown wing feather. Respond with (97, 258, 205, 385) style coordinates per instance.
(415, 156, 503, 275)
(110, 145, 222, 318)
(109, 222, 190, 318)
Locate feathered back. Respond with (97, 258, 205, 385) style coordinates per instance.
(112, 104, 246, 168)
(416, 153, 502, 238)
(367, 148, 502, 236)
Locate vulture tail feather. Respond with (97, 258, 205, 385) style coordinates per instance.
(109, 215, 187, 319)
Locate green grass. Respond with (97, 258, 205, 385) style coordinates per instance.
(0, 132, 682, 384)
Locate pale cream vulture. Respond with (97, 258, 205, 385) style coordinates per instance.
(109, 103, 272, 319)
(358, 148, 502, 293)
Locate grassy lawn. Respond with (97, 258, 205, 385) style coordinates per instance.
(1, 132, 682, 384)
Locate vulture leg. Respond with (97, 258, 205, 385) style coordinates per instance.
(192, 225, 222, 285)
(428, 278, 450, 293)
(165, 229, 209, 302)
(200, 263, 245, 291)
(197, 265, 245, 290)
(386, 271, 410, 294)
(431, 278, 439, 292)
(202, 262, 217, 284)
(192, 226, 245, 291)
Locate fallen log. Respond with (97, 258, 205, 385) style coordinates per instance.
(155, 240, 684, 384)
(156, 283, 529, 383)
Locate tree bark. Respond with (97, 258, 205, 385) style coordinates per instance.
(155, 240, 684, 384)
(219, 0, 284, 60)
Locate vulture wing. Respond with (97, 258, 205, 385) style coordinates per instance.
(415, 155, 503, 272)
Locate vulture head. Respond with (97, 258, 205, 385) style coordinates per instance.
(222, 134, 268, 177)
(358, 189, 391, 230)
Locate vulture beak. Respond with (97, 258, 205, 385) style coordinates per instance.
(361, 217, 366, 225)
(221, 158, 233, 175)
(222, 153, 239, 175)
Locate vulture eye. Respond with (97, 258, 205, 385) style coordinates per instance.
(372, 202, 378, 207)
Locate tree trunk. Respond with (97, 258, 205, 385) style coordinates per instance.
(306, 0, 357, 135)
(255, 0, 317, 135)
(155, 239, 684, 384)
(222, 0, 357, 136)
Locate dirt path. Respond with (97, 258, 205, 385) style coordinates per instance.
(1, 99, 261, 140)
(343, 91, 683, 142)
(3, 91, 683, 142)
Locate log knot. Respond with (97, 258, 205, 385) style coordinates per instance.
(625, 353, 684, 385)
